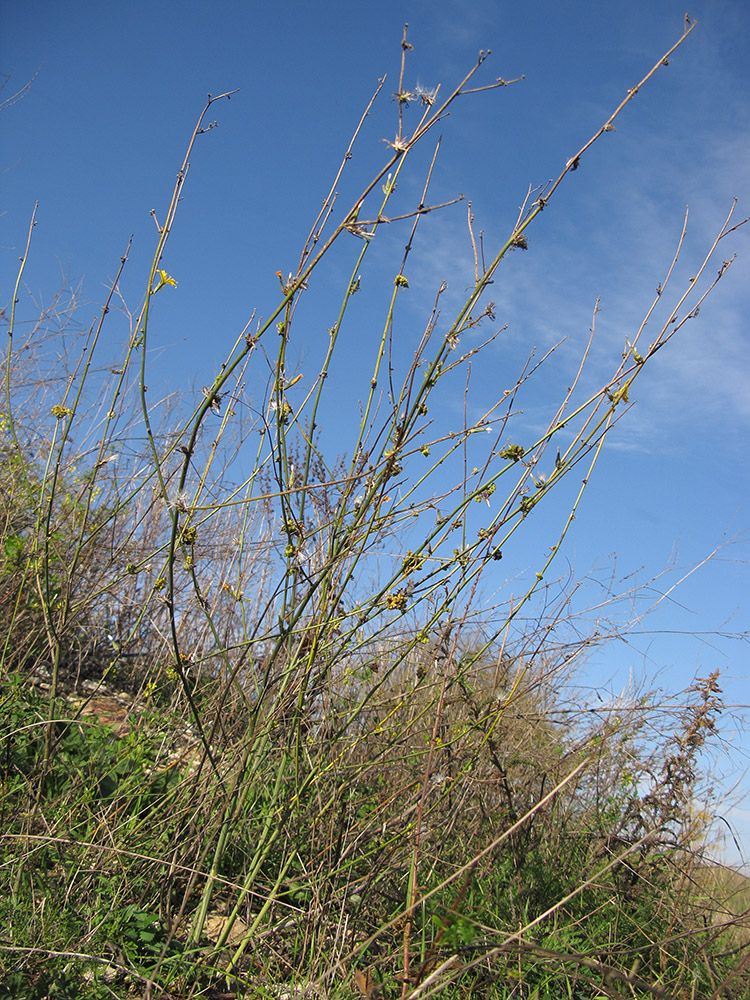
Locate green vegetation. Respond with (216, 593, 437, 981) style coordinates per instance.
(1, 23, 748, 1000)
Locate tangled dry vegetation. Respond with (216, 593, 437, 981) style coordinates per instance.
(1, 21, 748, 1000)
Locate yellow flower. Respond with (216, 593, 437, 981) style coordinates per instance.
(383, 590, 409, 611)
(152, 269, 178, 293)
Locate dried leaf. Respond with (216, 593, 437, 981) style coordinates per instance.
(353, 967, 377, 999)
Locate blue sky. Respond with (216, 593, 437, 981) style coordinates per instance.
(2, 1, 749, 862)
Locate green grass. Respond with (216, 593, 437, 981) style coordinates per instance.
(1, 21, 748, 1000)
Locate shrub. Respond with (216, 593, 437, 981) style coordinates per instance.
(1, 20, 747, 1000)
